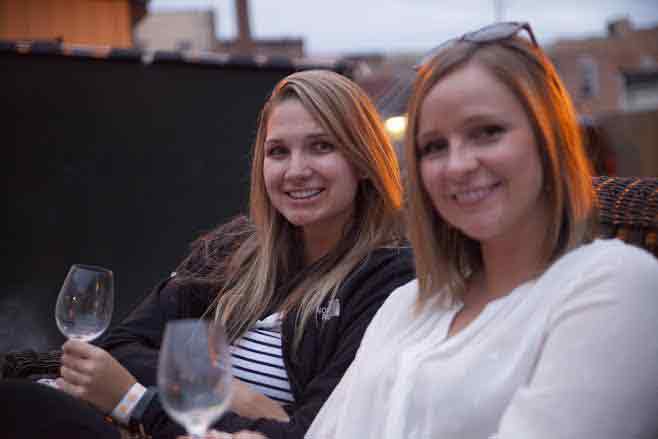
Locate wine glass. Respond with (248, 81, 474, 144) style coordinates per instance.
(55, 264, 114, 342)
(158, 319, 233, 438)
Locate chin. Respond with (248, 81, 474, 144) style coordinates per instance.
(283, 217, 306, 228)
(456, 223, 501, 242)
(281, 213, 315, 228)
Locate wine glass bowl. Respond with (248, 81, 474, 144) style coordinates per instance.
(158, 319, 233, 437)
(55, 264, 114, 342)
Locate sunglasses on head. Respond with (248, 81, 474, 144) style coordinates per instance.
(414, 21, 539, 70)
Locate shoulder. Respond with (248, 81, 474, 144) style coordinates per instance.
(333, 246, 415, 310)
(193, 214, 254, 257)
(361, 245, 414, 271)
(379, 277, 421, 313)
(552, 239, 658, 282)
(177, 214, 254, 276)
(354, 278, 420, 345)
(341, 246, 414, 292)
(544, 239, 658, 318)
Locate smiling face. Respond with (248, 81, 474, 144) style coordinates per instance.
(263, 98, 360, 243)
(416, 62, 549, 245)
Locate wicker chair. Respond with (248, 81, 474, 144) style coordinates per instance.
(2, 176, 657, 380)
(593, 176, 658, 258)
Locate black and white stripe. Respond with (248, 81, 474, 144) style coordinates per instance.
(230, 314, 295, 404)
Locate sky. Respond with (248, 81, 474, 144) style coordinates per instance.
(150, 0, 658, 55)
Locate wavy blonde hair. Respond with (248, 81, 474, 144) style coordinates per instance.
(187, 70, 403, 349)
(405, 37, 594, 306)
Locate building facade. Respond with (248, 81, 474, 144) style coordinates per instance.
(134, 0, 303, 58)
(0, 0, 147, 48)
(134, 9, 216, 52)
(548, 18, 658, 116)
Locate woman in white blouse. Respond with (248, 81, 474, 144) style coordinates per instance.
(307, 22, 658, 439)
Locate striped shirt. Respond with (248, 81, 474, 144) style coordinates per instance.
(230, 313, 295, 405)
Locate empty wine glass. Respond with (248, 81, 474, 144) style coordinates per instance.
(55, 264, 114, 342)
(158, 319, 233, 438)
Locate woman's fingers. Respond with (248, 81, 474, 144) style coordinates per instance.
(60, 365, 90, 387)
(58, 344, 138, 413)
(55, 376, 84, 399)
(60, 351, 90, 373)
(60, 340, 97, 376)
(62, 339, 94, 358)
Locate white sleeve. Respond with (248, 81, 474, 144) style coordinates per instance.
(497, 245, 658, 439)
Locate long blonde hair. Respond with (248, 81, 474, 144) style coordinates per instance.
(405, 36, 594, 306)
(180, 70, 403, 349)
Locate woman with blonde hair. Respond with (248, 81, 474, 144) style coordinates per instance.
(307, 23, 658, 438)
(1, 70, 413, 439)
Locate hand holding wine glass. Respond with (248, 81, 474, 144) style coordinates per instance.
(49, 264, 119, 397)
(55, 264, 114, 342)
(158, 319, 233, 438)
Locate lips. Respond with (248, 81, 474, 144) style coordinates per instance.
(452, 182, 501, 205)
(287, 189, 323, 200)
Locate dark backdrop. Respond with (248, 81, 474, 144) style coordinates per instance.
(1, 48, 320, 352)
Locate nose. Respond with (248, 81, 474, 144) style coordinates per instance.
(286, 150, 312, 180)
(443, 144, 479, 181)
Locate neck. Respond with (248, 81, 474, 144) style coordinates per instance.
(301, 208, 355, 265)
(467, 206, 550, 306)
(475, 236, 544, 303)
(302, 223, 344, 265)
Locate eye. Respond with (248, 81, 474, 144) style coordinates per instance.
(266, 145, 288, 158)
(313, 141, 335, 154)
(418, 138, 448, 158)
(471, 124, 505, 143)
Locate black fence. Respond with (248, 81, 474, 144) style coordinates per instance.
(1, 41, 348, 352)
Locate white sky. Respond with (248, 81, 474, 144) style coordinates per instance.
(150, 0, 658, 55)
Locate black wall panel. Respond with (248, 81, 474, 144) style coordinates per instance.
(1, 51, 296, 351)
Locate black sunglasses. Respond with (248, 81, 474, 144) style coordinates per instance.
(414, 21, 539, 70)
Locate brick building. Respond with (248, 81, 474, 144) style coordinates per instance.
(0, 0, 147, 48)
(134, 9, 216, 52)
(135, 0, 304, 58)
(547, 18, 658, 176)
(215, 0, 303, 58)
(548, 18, 658, 116)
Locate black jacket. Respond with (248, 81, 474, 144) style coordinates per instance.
(101, 246, 414, 439)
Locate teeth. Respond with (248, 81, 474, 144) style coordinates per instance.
(453, 185, 496, 204)
(288, 189, 322, 199)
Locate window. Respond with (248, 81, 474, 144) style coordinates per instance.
(578, 56, 599, 99)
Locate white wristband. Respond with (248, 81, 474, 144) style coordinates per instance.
(110, 382, 147, 425)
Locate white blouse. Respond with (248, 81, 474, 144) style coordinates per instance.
(306, 239, 658, 439)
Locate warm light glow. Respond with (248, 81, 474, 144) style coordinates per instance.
(385, 115, 407, 141)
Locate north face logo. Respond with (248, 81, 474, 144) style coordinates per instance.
(317, 298, 340, 321)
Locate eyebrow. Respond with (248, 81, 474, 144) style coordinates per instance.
(417, 112, 502, 145)
(305, 132, 331, 140)
(461, 113, 501, 125)
(265, 132, 331, 145)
